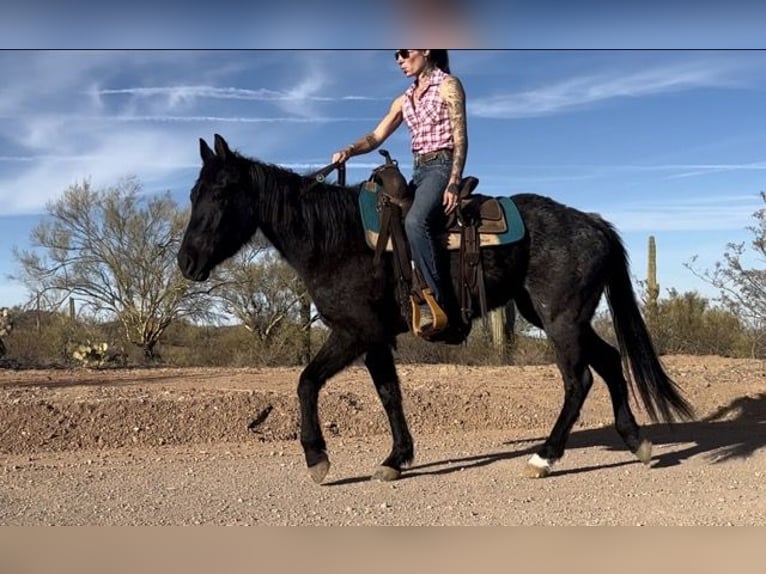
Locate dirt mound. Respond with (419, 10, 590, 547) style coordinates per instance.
(1, 356, 764, 455)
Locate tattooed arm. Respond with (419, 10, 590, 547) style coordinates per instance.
(440, 75, 468, 188)
(332, 95, 404, 163)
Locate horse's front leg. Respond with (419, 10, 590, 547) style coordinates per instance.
(365, 343, 414, 481)
(297, 329, 365, 484)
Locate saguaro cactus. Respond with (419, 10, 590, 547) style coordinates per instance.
(646, 236, 659, 331)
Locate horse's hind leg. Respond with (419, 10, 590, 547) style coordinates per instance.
(297, 329, 365, 484)
(583, 327, 652, 464)
(525, 318, 595, 478)
(365, 343, 414, 481)
(513, 292, 594, 477)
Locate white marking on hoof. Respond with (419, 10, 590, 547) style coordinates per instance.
(525, 454, 553, 478)
(372, 466, 401, 482)
(308, 459, 330, 484)
(635, 440, 653, 465)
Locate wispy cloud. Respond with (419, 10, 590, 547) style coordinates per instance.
(0, 52, 381, 215)
(470, 160, 766, 191)
(470, 60, 746, 119)
(93, 86, 384, 104)
(666, 161, 766, 179)
(602, 195, 761, 232)
(14, 115, 377, 124)
(605, 208, 751, 232)
(0, 127, 201, 214)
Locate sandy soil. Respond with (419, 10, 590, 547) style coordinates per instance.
(1, 355, 764, 525)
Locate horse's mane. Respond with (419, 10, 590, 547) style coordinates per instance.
(234, 150, 368, 256)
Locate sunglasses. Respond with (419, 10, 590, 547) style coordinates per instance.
(394, 49, 414, 60)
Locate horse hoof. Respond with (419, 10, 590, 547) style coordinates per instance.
(372, 466, 401, 482)
(634, 440, 653, 465)
(308, 459, 331, 484)
(524, 454, 552, 478)
(524, 464, 551, 479)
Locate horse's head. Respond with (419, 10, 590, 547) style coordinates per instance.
(177, 134, 259, 281)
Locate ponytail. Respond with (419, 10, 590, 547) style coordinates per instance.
(428, 50, 450, 74)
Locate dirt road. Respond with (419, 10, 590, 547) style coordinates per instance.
(1, 356, 764, 525)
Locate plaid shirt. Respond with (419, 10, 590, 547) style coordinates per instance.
(402, 67, 454, 155)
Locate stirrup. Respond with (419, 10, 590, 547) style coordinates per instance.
(410, 288, 448, 337)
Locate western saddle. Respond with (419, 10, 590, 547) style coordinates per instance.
(307, 150, 503, 344)
(368, 150, 501, 343)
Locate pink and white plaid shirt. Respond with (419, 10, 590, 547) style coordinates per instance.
(402, 67, 454, 155)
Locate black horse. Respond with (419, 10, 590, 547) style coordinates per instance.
(177, 134, 694, 483)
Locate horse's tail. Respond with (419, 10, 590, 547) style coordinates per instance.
(601, 222, 695, 423)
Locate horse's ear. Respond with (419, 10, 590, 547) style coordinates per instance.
(200, 138, 215, 162)
(214, 133, 231, 160)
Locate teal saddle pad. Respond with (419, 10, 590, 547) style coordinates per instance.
(358, 184, 526, 246)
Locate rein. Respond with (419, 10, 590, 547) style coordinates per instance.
(306, 162, 346, 186)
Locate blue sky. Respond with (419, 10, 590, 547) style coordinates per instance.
(1, 49, 765, 308)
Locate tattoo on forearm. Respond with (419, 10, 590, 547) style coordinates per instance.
(349, 133, 378, 155)
(443, 77, 468, 183)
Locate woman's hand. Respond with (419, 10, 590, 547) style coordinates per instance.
(331, 146, 354, 164)
(443, 182, 459, 214)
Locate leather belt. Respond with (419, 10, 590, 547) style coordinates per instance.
(413, 148, 453, 167)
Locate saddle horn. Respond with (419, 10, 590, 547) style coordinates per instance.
(378, 149, 395, 165)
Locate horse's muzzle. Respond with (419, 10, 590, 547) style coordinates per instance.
(177, 250, 210, 282)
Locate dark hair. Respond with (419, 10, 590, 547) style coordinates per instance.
(428, 50, 450, 74)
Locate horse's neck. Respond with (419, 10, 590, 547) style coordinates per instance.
(251, 164, 362, 272)
(252, 168, 302, 260)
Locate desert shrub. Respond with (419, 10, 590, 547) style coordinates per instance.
(4, 311, 87, 366)
(157, 319, 330, 368)
(650, 291, 748, 356)
(0, 307, 132, 368)
(393, 320, 552, 366)
(593, 291, 749, 357)
(0, 307, 13, 358)
(507, 334, 555, 365)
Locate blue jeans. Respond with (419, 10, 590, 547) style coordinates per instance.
(404, 157, 452, 307)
